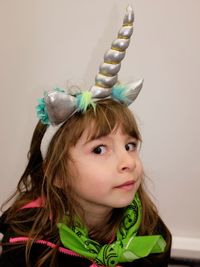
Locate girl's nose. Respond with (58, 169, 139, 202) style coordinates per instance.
(117, 150, 136, 172)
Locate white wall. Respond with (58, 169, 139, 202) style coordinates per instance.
(0, 0, 200, 252)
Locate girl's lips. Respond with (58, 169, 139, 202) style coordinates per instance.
(115, 180, 135, 190)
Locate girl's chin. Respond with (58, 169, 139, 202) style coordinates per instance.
(112, 194, 136, 208)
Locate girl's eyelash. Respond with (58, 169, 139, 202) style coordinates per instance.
(125, 141, 138, 151)
(91, 139, 138, 154)
(130, 141, 138, 146)
(92, 144, 106, 154)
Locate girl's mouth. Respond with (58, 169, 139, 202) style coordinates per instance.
(115, 180, 135, 190)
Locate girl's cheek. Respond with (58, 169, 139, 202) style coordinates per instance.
(137, 158, 143, 175)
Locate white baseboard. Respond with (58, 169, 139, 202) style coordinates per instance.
(171, 236, 200, 259)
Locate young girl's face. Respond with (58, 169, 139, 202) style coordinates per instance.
(69, 124, 143, 213)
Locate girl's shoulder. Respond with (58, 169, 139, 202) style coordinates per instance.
(155, 215, 172, 248)
(0, 207, 93, 267)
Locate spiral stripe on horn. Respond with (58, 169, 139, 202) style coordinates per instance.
(91, 5, 134, 97)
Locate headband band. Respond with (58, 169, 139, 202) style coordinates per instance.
(36, 5, 143, 158)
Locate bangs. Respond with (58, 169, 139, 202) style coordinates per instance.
(65, 99, 142, 146)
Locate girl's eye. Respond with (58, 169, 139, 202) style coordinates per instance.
(92, 145, 106, 155)
(125, 142, 138, 151)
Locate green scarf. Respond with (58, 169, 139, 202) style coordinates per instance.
(57, 194, 166, 267)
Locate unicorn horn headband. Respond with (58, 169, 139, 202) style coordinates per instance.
(36, 5, 143, 158)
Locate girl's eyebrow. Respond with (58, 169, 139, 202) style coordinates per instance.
(83, 135, 110, 145)
(83, 133, 137, 146)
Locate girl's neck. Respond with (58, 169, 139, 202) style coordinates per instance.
(76, 200, 122, 244)
(85, 209, 115, 244)
(84, 208, 112, 231)
(75, 197, 113, 230)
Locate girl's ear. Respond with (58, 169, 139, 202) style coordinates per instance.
(42, 160, 63, 188)
(53, 176, 64, 189)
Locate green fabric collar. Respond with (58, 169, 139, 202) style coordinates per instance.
(57, 194, 166, 267)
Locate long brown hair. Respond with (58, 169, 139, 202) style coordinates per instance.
(1, 99, 171, 266)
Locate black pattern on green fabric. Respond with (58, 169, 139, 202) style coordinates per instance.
(57, 194, 166, 267)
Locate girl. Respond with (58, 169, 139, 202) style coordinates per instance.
(0, 6, 171, 267)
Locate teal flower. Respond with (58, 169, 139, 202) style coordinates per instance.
(36, 97, 50, 125)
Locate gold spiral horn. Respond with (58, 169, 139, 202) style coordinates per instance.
(91, 5, 134, 98)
